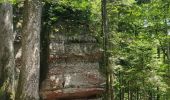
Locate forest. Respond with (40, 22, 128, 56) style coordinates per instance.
(0, 0, 170, 100)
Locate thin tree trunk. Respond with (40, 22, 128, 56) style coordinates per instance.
(128, 82, 130, 100)
(167, 41, 170, 72)
(102, 0, 114, 99)
(109, 59, 114, 100)
(101, 0, 109, 99)
(136, 88, 139, 100)
(121, 74, 124, 100)
(157, 47, 160, 58)
(0, 2, 15, 100)
(15, 0, 42, 100)
(148, 90, 152, 100)
(157, 87, 160, 100)
(122, 88, 125, 100)
(119, 71, 122, 100)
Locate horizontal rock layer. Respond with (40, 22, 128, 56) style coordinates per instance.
(40, 88, 104, 100)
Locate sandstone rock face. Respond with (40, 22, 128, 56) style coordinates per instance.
(40, 33, 105, 100)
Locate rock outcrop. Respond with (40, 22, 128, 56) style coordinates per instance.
(40, 33, 105, 100)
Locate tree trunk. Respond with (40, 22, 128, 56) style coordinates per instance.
(0, 2, 15, 100)
(15, 0, 42, 100)
(136, 88, 139, 100)
(102, 0, 115, 99)
(148, 90, 152, 100)
(40, 31, 49, 86)
(128, 82, 130, 100)
(102, 0, 114, 99)
(40, 3, 50, 86)
(157, 87, 160, 100)
(130, 90, 133, 100)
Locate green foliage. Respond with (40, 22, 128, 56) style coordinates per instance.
(41, 0, 92, 37)
(13, 0, 170, 99)
(103, 0, 170, 99)
(0, 0, 18, 4)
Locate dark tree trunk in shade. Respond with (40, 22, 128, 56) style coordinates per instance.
(15, 0, 42, 100)
(0, 2, 15, 100)
(157, 87, 160, 100)
(40, 3, 50, 86)
(136, 88, 139, 100)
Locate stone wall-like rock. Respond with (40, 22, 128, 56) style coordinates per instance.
(40, 33, 105, 100)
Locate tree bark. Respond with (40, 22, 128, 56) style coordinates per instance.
(0, 2, 15, 100)
(101, 0, 110, 99)
(40, 3, 50, 86)
(102, 0, 114, 99)
(15, 0, 42, 100)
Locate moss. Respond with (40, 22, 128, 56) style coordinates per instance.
(0, 86, 3, 96)
(0, 81, 7, 99)
(0, 81, 15, 100)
